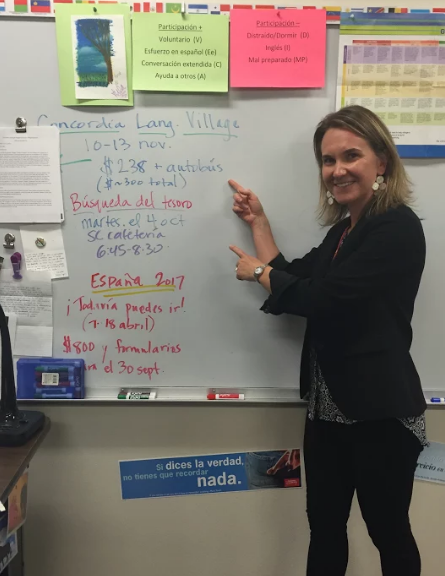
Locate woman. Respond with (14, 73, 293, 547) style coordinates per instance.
(229, 105, 426, 576)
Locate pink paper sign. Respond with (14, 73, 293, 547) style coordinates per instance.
(230, 9, 326, 88)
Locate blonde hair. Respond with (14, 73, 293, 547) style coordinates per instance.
(313, 105, 412, 226)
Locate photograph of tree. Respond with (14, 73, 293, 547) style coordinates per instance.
(71, 15, 128, 100)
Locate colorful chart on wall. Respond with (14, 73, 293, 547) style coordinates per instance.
(338, 12, 445, 157)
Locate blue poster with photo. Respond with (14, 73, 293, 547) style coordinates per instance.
(119, 449, 301, 500)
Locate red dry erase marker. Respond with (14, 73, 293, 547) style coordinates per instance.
(207, 393, 245, 400)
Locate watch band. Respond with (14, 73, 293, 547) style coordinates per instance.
(254, 264, 267, 282)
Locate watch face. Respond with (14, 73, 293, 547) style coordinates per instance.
(254, 266, 263, 275)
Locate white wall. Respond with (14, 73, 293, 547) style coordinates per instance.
(23, 404, 445, 576)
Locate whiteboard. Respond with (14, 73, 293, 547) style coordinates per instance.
(0, 19, 442, 401)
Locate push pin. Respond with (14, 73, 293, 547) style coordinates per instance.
(35, 237, 46, 248)
(10, 252, 22, 280)
(3, 233, 15, 250)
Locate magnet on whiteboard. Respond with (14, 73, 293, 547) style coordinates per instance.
(3, 233, 15, 249)
(35, 237, 46, 248)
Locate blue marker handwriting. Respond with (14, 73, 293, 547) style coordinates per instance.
(185, 111, 239, 141)
(96, 174, 186, 194)
(80, 213, 185, 231)
(37, 113, 240, 142)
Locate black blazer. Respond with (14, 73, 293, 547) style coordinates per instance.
(263, 204, 426, 420)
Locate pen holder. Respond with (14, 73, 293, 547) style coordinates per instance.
(17, 358, 85, 400)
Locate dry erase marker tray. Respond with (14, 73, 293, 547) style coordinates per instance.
(16, 358, 85, 400)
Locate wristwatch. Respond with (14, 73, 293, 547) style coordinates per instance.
(253, 264, 267, 282)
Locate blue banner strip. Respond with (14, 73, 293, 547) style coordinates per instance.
(340, 12, 445, 26)
(397, 145, 445, 158)
(120, 449, 301, 499)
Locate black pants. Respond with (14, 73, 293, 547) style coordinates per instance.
(304, 417, 423, 576)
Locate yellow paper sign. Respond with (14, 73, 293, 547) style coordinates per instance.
(132, 14, 229, 93)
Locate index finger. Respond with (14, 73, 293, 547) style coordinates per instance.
(228, 180, 250, 195)
(229, 245, 245, 258)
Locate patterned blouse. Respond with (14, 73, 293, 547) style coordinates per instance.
(306, 225, 428, 447)
(307, 350, 428, 446)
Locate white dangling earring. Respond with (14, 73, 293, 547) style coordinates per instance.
(373, 175, 387, 193)
(326, 191, 334, 205)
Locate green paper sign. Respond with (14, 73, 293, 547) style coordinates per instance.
(132, 14, 229, 93)
(55, 4, 133, 107)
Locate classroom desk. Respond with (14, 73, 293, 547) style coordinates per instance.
(0, 418, 51, 576)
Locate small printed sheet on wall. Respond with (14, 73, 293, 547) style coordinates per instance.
(415, 441, 445, 484)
